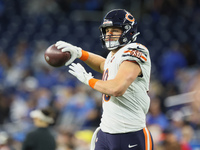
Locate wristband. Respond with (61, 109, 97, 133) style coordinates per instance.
(88, 78, 99, 89)
(79, 50, 89, 61)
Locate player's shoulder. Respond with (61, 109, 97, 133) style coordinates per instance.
(120, 42, 149, 57)
(119, 42, 149, 63)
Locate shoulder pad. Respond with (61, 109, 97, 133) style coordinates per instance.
(126, 43, 148, 52)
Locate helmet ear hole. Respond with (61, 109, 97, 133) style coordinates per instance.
(123, 38, 128, 43)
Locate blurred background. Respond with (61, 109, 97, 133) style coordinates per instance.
(0, 0, 200, 150)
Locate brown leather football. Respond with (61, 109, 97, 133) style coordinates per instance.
(44, 44, 71, 67)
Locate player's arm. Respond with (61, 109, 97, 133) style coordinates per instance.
(93, 61, 141, 96)
(69, 61, 141, 97)
(83, 52, 105, 73)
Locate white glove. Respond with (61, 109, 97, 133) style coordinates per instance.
(68, 63, 93, 85)
(55, 41, 82, 66)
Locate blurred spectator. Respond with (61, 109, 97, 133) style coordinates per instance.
(180, 125, 193, 150)
(81, 91, 102, 129)
(35, 88, 53, 109)
(170, 111, 186, 141)
(160, 124, 193, 150)
(148, 79, 164, 98)
(22, 107, 56, 150)
(0, 131, 14, 150)
(175, 68, 197, 93)
(56, 129, 74, 150)
(4, 39, 32, 88)
(159, 41, 187, 84)
(161, 128, 181, 150)
(147, 96, 169, 130)
(148, 124, 163, 149)
(57, 85, 96, 130)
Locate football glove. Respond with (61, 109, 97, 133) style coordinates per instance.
(55, 41, 82, 66)
(69, 63, 93, 85)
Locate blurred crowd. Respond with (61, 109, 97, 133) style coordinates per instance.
(0, 0, 200, 150)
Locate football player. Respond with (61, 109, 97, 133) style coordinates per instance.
(56, 9, 153, 150)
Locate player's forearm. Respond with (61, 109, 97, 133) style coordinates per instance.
(90, 79, 127, 97)
(89, 62, 140, 96)
(81, 51, 105, 73)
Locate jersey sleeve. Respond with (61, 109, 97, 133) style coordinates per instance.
(119, 43, 150, 77)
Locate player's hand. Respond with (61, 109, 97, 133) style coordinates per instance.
(55, 41, 82, 66)
(69, 63, 93, 85)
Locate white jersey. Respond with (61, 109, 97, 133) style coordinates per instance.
(100, 43, 151, 134)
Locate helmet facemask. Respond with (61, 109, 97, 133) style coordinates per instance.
(103, 28, 122, 50)
(105, 40, 121, 50)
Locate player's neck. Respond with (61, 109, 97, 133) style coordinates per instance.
(111, 46, 122, 56)
(111, 49, 118, 56)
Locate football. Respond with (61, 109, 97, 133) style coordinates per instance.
(44, 44, 71, 67)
